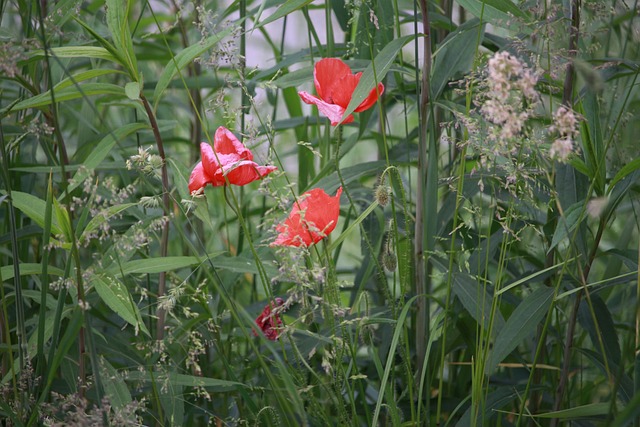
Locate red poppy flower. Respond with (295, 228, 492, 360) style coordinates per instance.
(188, 126, 277, 194)
(271, 187, 342, 247)
(254, 297, 285, 340)
(298, 58, 384, 126)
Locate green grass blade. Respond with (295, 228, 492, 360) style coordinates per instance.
(431, 19, 484, 100)
(372, 295, 420, 425)
(12, 83, 126, 111)
(252, 0, 314, 29)
(4, 191, 62, 235)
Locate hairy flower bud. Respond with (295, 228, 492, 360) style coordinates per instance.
(382, 251, 397, 273)
(375, 185, 391, 207)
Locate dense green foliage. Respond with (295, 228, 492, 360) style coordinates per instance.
(1, 0, 639, 425)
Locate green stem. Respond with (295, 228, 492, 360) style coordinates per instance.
(416, 0, 434, 405)
(0, 124, 25, 419)
(140, 93, 171, 341)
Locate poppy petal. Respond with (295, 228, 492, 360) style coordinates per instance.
(254, 298, 285, 340)
(188, 161, 212, 194)
(214, 126, 253, 161)
(189, 126, 277, 190)
(199, 142, 221, 178)
(215, 160, 277, 186)
(354, 82, 385, 113)
(273, 212, 309, 247)
(299, 91, 354, 126)
(330, 73, 360, 109)
(271, 187, 342, 247)
(299, 187, 342, 243)
(313, 58, 352, 102)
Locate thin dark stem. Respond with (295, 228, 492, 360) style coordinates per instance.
(550, 0, 581, 423)
(551, 220, 604, 427)
(415, 0, 433, 390)
(170, 0, 203, 157)
(140, 93, 171, 341)
(562, 0, 580, 107)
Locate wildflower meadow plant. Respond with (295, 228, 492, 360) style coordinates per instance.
(271, 187, 343, 247)
(188, 126, 277, 194)
(298, 58, 385, 125)
(254, 297, 286, 341)
(1, 0, 638, 425)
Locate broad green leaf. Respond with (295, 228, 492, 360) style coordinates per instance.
(51, 0, 83, 27)
(578, 294, 621, 366)
(609, 157, 640, 190)
(486, 287, 554, 374)
(153, 23, 241, 106)
(456, 0, 531, 32)
(549, 201, 584, 252)
(611, 390, 640, 427)
(42, 309, 83, 392)
(22, 290, 58, 310)
(253, 0, 314, 29)
(0, 263, 64, 282)
(111, 256, 204, 275)
(124, 81, 140, 100)
(100, 357, 132, 410)
(342, 35, 415, 122)
(431, 19, 484, 100)
(6, 191, 62, 235)
(12, 83, 125, 111)
(73, 16, 126, 67)
(273, 66, 314, 88)
(452, 273, 505, 335)
(556, 271, 637, 300)
(530, 402, 610, 419)
(27, 310, 60, 358)
(52, 196, 73, 243)
(109, 253, 277, 276)
(93, 275, 150, 336)
(126, 370, 247, 391)
(312, 160, 388, 194)
(27, 46, 119, 63)
(208, 253, 279, 277)
(605, 170, 640, 221)
(53, 69, 124, 92)
(578, 348, 633, 403)
(496, 259, 574, 295)
(10, 163, 121, 174)
(159, 370, 184, 425)
(106, 0, 138, 79)
(569, 157, 591, 177)
(582, 91, 605, 193)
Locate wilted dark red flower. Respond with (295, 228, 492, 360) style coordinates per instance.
(298, 58, 384, 126)
(254, 297, 285, 340)
(188, 126, 277, 194)
(271, 187, 342, 247)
